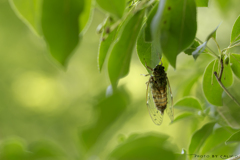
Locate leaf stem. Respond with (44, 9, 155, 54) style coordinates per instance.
(214, 71, 240, 107)
(195, 37, 219, 59)
(222, 42, 240, 52)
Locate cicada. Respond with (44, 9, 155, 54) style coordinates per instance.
(145, 63, 174, 125)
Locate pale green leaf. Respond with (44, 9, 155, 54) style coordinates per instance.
(226, 130, 240, 144)
(230, 53, 240, 79)
(9, 0, 42, 36)
(174, 97, 202, 111)
(231, 15, 240, 44)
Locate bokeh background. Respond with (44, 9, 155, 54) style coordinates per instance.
(1, 0, 240, 159)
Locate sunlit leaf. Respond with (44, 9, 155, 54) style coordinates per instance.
(174, 97, 202, 111)
(108, 132, 177, 159)
(160, 0, 197, 68)
(98, 28, 117, 71)
(96, 0, 126, 18)
(226, 130, 240, 144)
(9, 0, 42, 36)
(231, 16, 240, 44)
(230, 53, 240, 79)
(108, 10, 144, 87)
(193, 24, 220, 59)
(189, 122, 216, 155)
(195, 0, 208, 7)
(202, 60, 233, 106)
(79, 88, 129, 151)
(201, 127, 237, 154)
(41, 0, 84, 66)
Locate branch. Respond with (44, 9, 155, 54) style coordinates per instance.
(218, 58, 224, 81)
(214, 71, 240, 107)
(226, 154, 240, 160)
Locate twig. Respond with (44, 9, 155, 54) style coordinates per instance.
(214, 71, 240, 107)
(218, 58, 224, 81)
(226, 154, 240, 160)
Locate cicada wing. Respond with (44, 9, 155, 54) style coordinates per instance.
(146, 81, 163, 125)
(166, 77, 174, 122)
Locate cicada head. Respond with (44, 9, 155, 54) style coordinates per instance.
(153, 65, 165, 77)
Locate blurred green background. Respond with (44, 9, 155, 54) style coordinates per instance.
(1, 0, 240, 159)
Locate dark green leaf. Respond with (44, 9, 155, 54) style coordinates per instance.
(9, 0, 42, 36)
(145, 3, 158, 42)
(193, 24, 220, 59)
(80, 88, 129, 151)
(108, 132, 177, 160)
(108, 10, 144, 87)
(230, 53, 240, 79)
(137, 25, 160, 70)
(202, 60, 233, 106)
(96, 0, 126, 18)
(41, 0, 84, 66)
(226, 130, 240, 144)
(195, 0, 208, 7)
(98, 28, 117, 71)
(174, 97, 202, 111)
(231, 16, 240, 44)
(171, 112, 194, 124)
(150, 0, 166, 60)
(176, 149, 187, 160)
(189, 122, 216, 155)
(160, 0, 197, 68)
(201, 127, 237, 154)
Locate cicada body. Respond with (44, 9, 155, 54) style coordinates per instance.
(145, 64, 174, 125)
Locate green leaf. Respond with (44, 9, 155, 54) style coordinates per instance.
(28, 141, 65, 159)
(150, 0, 166, 61)
(79, 0, 93, 34)
(96, 0, 126, 18)
(9, 0, 43, 36)
(80, 88, 129, 151)
(201, 127, 237, 154)
(145, 3, 158, 42)
(230, 53, 240, 79)
(193, 24, 220, 59)
(41, 0, 84, 66)
(137, 25, 160, 70)
(171, 112, 194, 124)
(202, 60, 233, 106)
(189, 122, 216, 155)
(195, 0, 208, 7)
(184, 40, 201, 55)
(160, 0, 197, 68)
(231, 16, 240, 44)
(0, 139, 27, 160)
(226, 130, 240, 144)
(174, 97, 202, 111)
(108, 10, 144, 87)
(108, 132, 176, 160)
(98, 28, 117, 71)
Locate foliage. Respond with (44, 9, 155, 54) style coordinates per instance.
(4, 0, 240, 159)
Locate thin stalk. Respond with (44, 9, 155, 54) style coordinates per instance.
(214, 72, 240, 107)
